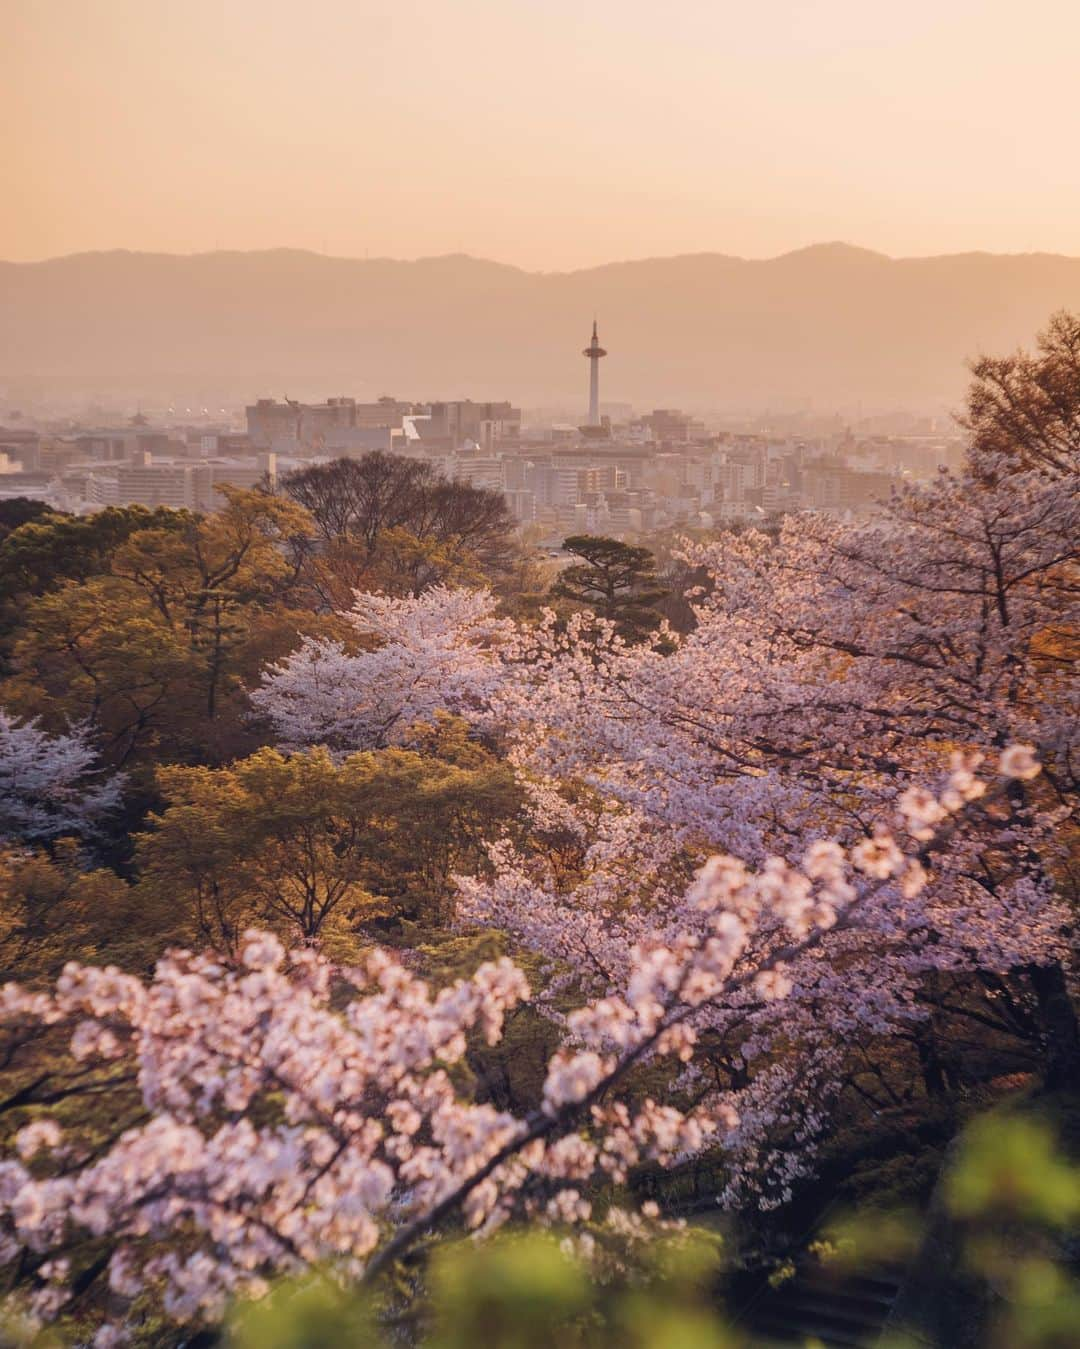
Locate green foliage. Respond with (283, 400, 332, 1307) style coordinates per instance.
(829, 1106, 1080, 1349)
(4, 575, 204, 767)
(227, 1275, 378, 1349)
(0, 498, 55, 545)
(551, 536, 668, 642)
(0, 504, 188, 605)
(0, 1306, 63, 1348)
(427, 1237, 596, 1349)
(136, 734, 522, 954)
(0, 489, 323, 771)
(945, 1114, 1080, 1228)
(946, 1110, 1080, 1349)
(0, 843, 161, 984)
(137, 746, 400, 953)
(227, 1231, 736, 1349)
(0, 504, 191, 674)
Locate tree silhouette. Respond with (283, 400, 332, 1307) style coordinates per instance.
(551, 535, 668, 642)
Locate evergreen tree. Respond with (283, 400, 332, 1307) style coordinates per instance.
(551, 535, 668, 642)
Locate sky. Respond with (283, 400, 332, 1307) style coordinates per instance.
(5, 0, 1080, 269)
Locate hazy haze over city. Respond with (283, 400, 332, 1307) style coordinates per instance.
(7, 247, 1080, 413)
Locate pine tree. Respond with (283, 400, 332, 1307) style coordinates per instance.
(551, 536, 668, 642)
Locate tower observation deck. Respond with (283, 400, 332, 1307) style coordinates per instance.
(583, 319, 607, 425)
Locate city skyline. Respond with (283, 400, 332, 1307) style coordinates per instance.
(8, 246, 1080, 413)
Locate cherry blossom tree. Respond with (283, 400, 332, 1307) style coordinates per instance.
(251, 586, 510, 752)
(0, 759, 1016, 1340)
(250, 457, 1078, 1124)
(0, 709, 122, 844)
(494, 467, 1078, 848)
(463, 461, 1079, 1155)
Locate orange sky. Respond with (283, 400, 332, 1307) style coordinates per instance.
(5, 0, 1080, 268)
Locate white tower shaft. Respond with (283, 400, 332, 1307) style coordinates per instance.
(582, 319, 607, 425)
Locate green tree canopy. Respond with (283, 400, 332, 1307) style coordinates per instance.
(551, 535, 668, 642)
(136, 734, 521, 956)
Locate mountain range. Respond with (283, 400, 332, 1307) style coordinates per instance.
(4, 243, 1080, 411)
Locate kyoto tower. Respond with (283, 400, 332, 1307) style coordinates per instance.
(582, 319, 607, 425)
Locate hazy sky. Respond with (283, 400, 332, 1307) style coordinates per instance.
(5, 0, 1080, 268)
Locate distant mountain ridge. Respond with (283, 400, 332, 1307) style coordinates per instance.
(4, 243, 1080, 409)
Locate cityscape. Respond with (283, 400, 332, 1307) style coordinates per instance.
(0, 319, 962, 539)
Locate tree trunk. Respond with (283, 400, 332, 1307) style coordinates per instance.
(1027, 962, 1080, 1091)
(914, 1020, 949, 1098)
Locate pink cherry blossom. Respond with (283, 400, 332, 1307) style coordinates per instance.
(0, 708, 122, 843)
